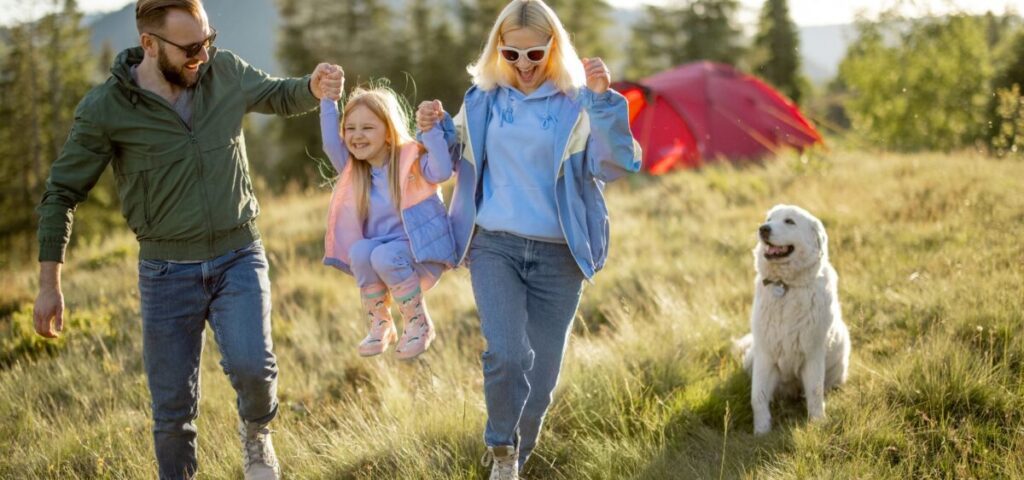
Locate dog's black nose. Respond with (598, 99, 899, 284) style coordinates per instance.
(759, 224, 772, 241)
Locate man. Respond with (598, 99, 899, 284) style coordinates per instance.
(31, 1, 343, 478)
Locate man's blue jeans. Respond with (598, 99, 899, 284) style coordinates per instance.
(468, 229, 585, 466)
(137, 241, 278, 480)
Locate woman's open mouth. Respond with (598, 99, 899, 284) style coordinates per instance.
(517, 66, 537, 85)
(763, 242, 795, 259)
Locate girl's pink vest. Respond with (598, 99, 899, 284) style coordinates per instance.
(323, 142, 454, 291)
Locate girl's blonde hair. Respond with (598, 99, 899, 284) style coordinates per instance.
(341, 86, 417, 222)
(467, 0, 586, 96)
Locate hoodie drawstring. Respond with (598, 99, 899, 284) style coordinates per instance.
(500, 91, 556, 130)
(540, 96, 556, 130)
(500, 95, 515, 127)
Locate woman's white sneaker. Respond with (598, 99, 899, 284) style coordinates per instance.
(239, 420, 280, 480)
(481, 445, 518, 480)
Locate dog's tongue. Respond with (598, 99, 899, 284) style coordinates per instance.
(768, 245, 786, 255)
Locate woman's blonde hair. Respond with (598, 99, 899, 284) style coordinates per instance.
(467, 0, 586, 95)
(341, 86, 417, 222)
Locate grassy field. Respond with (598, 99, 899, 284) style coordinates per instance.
(1, 149, 1022, 479)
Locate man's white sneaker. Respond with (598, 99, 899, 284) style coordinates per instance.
(481, 445, 518, 480)
(239, 420, 280, 480)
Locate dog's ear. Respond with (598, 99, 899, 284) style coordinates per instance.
(814, 217, 829, 259)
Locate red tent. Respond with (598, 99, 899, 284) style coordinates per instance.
(612, 62, 824, 174)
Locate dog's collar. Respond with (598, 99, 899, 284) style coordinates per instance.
(762, 278, 788, 297)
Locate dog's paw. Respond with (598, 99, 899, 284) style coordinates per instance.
(753, 416, 772, 435)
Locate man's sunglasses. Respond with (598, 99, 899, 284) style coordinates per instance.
(498, 38, 553, 64)
(147, 28, 217, 58)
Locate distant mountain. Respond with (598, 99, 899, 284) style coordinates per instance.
(799, 24, 858, 84)
(85, 2, 854, 84)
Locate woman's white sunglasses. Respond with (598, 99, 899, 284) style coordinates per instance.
(498, 38, 553, 64)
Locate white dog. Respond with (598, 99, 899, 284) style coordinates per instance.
(735, 204, 850, 435)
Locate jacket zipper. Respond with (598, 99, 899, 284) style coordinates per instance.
(128, 70, 217, 256)
(186, 85, 216, 254)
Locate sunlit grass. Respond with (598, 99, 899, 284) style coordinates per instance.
(1, 149, 1021, 478)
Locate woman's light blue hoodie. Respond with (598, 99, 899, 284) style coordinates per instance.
(476, 81, 565, 242)
(436, 85, 642, 280)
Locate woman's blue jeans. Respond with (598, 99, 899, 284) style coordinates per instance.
(468, 229, 585, 466)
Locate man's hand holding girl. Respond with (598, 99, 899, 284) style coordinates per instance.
(311, 63, 345, 101)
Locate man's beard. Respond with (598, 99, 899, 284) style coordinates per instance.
(157, 45, 198, 88)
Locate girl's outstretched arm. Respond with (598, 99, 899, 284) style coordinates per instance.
(320, 97, 349, 173)
(419, 123, 456, 184)
(416, 100, 456, 184)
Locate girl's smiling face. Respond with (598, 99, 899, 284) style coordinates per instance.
(344, 105, 389, 166)
(501, 27, 551, 94)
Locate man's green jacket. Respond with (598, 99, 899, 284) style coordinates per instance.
(38, 46, 318, 262)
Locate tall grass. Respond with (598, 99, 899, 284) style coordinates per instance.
(1, 149, 1021, 478)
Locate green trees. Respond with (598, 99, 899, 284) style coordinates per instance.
(990, 29, 1024, 156)
(680, 0, 743, 64)
(751, 0, 804, 104)
(626, 0, 804, 105)
(627, 0, 744, 79)
(0, 0, 107, 260)
(625, 5, 686, 79)
(547, 0, 613, 59)
(839, 14, 993, 151)
(407, 0, 470, 113)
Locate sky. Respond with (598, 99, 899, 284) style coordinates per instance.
(1, 0, 1022, 27)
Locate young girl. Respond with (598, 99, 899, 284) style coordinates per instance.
(321, 76, 457, 360)
(416, 0, 641, 477)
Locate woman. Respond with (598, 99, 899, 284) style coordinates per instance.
(416, 1, 641, 477)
